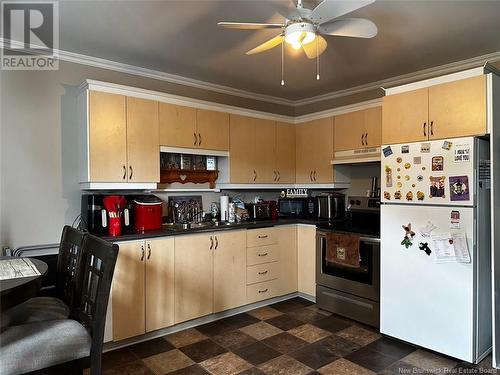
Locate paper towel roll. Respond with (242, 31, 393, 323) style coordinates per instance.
(220, 195, 229, 222)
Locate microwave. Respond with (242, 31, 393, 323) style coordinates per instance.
(278, 197, 315, 219)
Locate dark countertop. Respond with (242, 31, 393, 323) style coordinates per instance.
(99, 217, 380, 242)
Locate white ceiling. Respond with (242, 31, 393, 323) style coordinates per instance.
(58, 0, 500, 100)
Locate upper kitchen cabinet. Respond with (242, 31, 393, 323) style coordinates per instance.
(296, 117, 334, 183)
(229, 115, 278, 184)
(159, 103, 197, 148)
(196, 109, 230, 151)
(427, 75, 486, 139)
(126, 97, 160, 183)
(79, 88, 160, 187)
(382, 88, 429, 144)
(382, 75, 487, 144)
(334, 107, 381, 151)
(275, 122, 296, 183)
(159, 103, 229, 151)
(363, 107, 382, 148)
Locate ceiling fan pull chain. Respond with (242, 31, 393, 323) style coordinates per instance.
(316, 36, 320, 80)
(281, 41, 285, 86)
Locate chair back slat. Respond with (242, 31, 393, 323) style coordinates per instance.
(56, 226, 85, 310)
(75, 234, 118, 375)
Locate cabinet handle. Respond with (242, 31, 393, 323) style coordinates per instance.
(209, 236, 213, 250)
(430, 121, 434, 136)
(313, 170, 317, 181)
(258, 270, 268, 275)
(361, 133, 364, 146)
(423, 122, 427, 137)
(215, 236, 218, 250)
(140, 245, 145, 261)
(129, 165, 133, 180)
(258, 235, 268, 238)
(258, 252, 268, 257)
(194, 132, 197, 146)
(365, 133, 368, 145)
(198, 133, 202, 146)
(310, 171, 313, 182)
(122, 165, 127, 180)
(273, 170, 277, 182)
(277, 170, 280, 182)
(253, 170, 257, 182)
(258, 288, 269, 293)
(147, 243, 151, 260)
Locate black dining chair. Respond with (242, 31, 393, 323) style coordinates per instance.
(0, 234, 119, 375)
(1, 226, 86, 330)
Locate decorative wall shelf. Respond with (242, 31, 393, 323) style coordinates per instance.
(160, 169, 219, 189)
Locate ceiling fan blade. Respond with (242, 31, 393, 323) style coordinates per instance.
(302, 35, 327, 59)
(217, 22, 284, 30)
(319, 18, 377, 38)
(310, 0, 376, 25)
(246, 35, 284, 55)
(274, 0, 300, 20)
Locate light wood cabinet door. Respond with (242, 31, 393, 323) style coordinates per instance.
(230, 115, 256, 183)
(254, 119, 276, 183)
(88, 91, 127, 182)
(196, 109, 230, 151)
(174, 234, 213, 323)
(275, 122, 296, 183)
(295, 121, 315, 183)
(334, 110, 365, 151)
(213, 231, 246, 312)
(112, 241, 145, 341)
(126, 97, 160, 182)
(297, 225, 316, 297)
(159, 103, 197, 148)
(277, 226, 298, 295)
(363, 106, 382, 148)
(382, 88, 429, 144)
(310, 117, 334, 183)
(145, 238, 174, 332)
(428, 75, 487, 140)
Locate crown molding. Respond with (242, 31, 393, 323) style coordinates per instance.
(2, 38, 500, 111)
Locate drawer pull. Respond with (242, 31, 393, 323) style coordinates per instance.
(258, 252, 268, 257)
(258, 235, 268, 239)
(258, 270, 268, 275)
(258, 288, 269, 293)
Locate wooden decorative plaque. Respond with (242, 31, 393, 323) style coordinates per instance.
(160, 169, 219, 188)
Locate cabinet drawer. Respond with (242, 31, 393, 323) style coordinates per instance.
(247, 262, 278, 285)
(247, 245, 278, 266)
(247, 228, 277, 247)
(247, 280, 278, 304)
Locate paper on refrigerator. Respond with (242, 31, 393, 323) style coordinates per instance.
(432, 232, 470, 263)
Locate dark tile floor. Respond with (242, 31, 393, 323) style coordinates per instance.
(101, 298, 498, 375)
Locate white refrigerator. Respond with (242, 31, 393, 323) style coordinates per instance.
(380, 136, 491, 363)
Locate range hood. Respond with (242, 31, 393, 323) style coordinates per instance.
(331, 147, 381, 165)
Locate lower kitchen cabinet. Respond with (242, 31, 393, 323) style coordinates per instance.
(213, 231, 247, 312)
(174, 234, 214, 324)
(112, 238, 174, 341)
(277, 225, 298, 295)
(297, 225, 316, 297)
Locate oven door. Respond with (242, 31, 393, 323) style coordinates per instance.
(316, 230, 380, 301)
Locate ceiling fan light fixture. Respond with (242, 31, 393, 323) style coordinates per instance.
(284, 22, 316, 49)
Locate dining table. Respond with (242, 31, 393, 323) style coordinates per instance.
(0, 257, 48, 311)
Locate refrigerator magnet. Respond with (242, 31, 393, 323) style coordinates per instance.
(406, 191, 413, 201)
(450, 210, 461, 229)
(394, 191, 402, 200)
(417, 175, 424, 182)
(418, 242, 432, 256)
(397, 182, 403, 189)
(384, 166, 393, 187)
(421, 143, 431, 153)
(417, 191, 425, 201)
(404, 162, 411, 169)
(413, 156, 422, 164)
(429, 176, 446, 198)
(404, 175, 410, 181)
(420, 221, 437, 237)
(383, 146, 393, 157)
(454, 144, 471, 163)
(442, 141, 453, 151)
(403, 223, 415, 237)
(449, 176, 470, 201)
(432, 156, 444, 171)
(384, 191, 391, 200)
(401, 145, 409, 154)
(396, 157, 403, 163)
(401, 236, 413, 248)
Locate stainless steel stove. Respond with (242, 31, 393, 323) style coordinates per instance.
(316, 196, 380, 327)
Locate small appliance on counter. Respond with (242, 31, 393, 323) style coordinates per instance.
(134, 195, 163, 232)
(278, 197, 315, 219)
(81, 193, 134, 235)
(246, 202, 271, 221)
(315, 192, 345, 222)
(167, 195, 203, 224)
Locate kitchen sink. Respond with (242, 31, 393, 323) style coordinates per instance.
(162, 222, 214, 230)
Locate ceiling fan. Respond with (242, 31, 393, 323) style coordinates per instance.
(218, 0, 377, 84)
